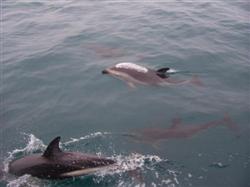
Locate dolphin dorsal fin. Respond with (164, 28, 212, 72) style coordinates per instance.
(43, 136, 62, 158)
(156, 67, 170, 79)
(170, 118, 182, 129)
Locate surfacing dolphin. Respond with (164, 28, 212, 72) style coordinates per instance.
(8, 137, 115, 179)
(102, 62, 201, 88)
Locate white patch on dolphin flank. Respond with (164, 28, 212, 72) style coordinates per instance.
(166, 68, 178, 73)
(6, 174, 40, 187)
(115, 62, 148, 73)
(61, 165, 115, 177)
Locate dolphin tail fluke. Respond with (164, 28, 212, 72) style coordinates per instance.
(190, 75, 203, 87)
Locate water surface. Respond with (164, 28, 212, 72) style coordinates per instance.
(1, 1, 250, 186)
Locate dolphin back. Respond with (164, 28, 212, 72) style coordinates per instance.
(8, 136, 116, 179)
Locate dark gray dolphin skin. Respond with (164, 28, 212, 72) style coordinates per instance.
(8, 137, 115, 179)
(102, 62, 201, 88)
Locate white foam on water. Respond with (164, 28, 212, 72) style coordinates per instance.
(96, 153, 163, 176)
(168, 169, 180, 185)
(162, 179, 172, 185)
(93, 153, 181, 186)
(3, 134, 46, 173)
(6, 175, 40, 187)
(63, 132, 111, 145)
(113, 153, 163, 172)
(115, 62, 148, 73)
(91, 153, 166, 186)
(151, 182, 157, 187)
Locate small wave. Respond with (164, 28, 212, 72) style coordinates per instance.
(102, 153, 164, 175)
(6, 175, 41, 187)
(209, 162, 229, 168)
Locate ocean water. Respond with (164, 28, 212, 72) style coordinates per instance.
(1, 0, 250, 187)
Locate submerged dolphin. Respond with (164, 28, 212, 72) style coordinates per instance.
(102, 62, 201, 88)
(126, 115, 238, 144)
(87, 43, 124, 58)
(8, 137, 115, 179)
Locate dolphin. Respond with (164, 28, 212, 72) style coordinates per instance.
(125, 114, 238, 144)
(8, 137, 115, 179)
(102, 62, 201, 88)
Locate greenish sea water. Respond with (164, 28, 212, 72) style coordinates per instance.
(1, 1, 250, 186)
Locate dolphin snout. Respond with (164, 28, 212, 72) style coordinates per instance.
(102, 69, 109, 74)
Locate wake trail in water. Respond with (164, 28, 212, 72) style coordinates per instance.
(63, 132, 111, 146)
